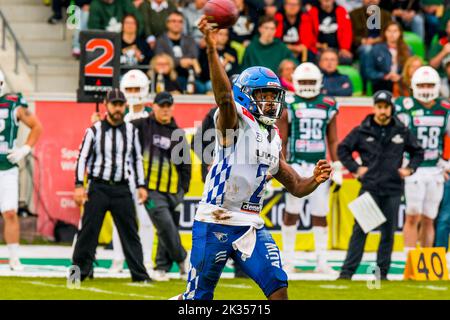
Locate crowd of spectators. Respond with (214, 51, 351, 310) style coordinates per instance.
(45, 0, 450, 96)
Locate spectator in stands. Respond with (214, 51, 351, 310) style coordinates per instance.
(439, 4, 450, 36)
(229, 0, 259, 48)
(367, 21, 411, 92)
(120, 14, 153, 71)
(336, 0, 362, 12)
(70, 1, 92, 58)
(198, 29, 239, 93)
(303, 0, 318, 10)
(300, 0, 354, 65)
(133, 0, 144, 7)
(380, 0, 425, 40)
(183, 0, 207, 48)
(138, 0, 178, 49)
(241, 16, 295, 73)
(261, 0, 281, 17)
(88, 0, 143, 34)
(48, 0, 69, 24)
(429, 19, 450, 76)
(278, 59, 297, 92)
(149, 53, 183, 94)
(421, 0, 443, 46)
(274, 0, 310, 62)
(319, 48, 353, 96)
(350, 0, 392, 90)
(441, 55, 450, 98)
(395, 55, 423, 97)
(155, 11, 199, 91)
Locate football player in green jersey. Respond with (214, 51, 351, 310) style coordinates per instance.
(277, 62, 342, 275)
(0, 70, 42, 271)
(395, 66, 450, 250)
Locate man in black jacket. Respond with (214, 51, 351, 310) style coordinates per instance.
(132, 92, 191, 281)
(337, 90, 424, 280)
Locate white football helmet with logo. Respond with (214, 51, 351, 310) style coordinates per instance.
(120, 69, 150, 106)
(292, 62, 323, 99)
(411, 66, 441, 103)
(0, 70, 5, 96)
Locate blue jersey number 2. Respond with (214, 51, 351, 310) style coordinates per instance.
(249, 164, 269, 203)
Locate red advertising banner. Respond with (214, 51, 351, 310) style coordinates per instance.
(33, 100, 372, 237)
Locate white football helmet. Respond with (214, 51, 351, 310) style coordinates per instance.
(292, 62, 323, 99)
(411, 66, 441, 103)
(120, 69, 150, 106)
(0, 70, 5, 96)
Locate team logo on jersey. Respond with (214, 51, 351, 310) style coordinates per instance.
(256, 149, 277, 166)
(391, 134, 404, 144)
(153, 134, 171, 150)
(213, 232, 229, 243)
(403, 98, 414, 110)
(241, 202, 262, 214)
(285, 93, 295, 104)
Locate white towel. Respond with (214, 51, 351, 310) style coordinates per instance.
(232, 227, 257, 261)
(348, 192, 386, 234)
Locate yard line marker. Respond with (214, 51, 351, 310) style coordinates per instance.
(220, 284, 253, 289)
(318, 285, 349, 290)
(25, 281, 163, 299)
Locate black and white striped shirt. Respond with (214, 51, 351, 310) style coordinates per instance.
(75, 120, 145, 187)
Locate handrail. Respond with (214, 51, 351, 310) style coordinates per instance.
(0, 9, 38, 90)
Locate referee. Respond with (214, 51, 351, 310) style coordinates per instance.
(72, 89, 150, 282)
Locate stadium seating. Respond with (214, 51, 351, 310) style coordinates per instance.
(230, 41, 246, 66)
(337, 65, 363, 96)
(403, 31, 426, 60)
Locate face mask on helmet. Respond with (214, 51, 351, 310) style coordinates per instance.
(248, 87, 285, 126)
(294, 79, 321, 98)
(292, 63, 322, 99)
(123, 88, 147, 106)
(412, 83, 440, 103)
(411, 67, 440, 103)
(120, 70, 149, 107)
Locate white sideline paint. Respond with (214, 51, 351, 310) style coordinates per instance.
(25, 280, 163, 299)
(405, 285, 448, 291)
(319, 285, 350, 290)
(0, 245, 407, 281)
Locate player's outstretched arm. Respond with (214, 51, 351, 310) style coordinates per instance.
(198, 16, 237, 138)
(274, 156, 331, 198)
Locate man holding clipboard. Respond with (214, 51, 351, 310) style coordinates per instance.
(337, 90, 424, 280)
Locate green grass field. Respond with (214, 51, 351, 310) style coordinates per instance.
(1, 277, 449, 300)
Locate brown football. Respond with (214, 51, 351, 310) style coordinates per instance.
(203, 0, 239, 29)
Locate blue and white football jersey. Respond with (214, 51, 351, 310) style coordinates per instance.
(195, 102, 282, 228)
